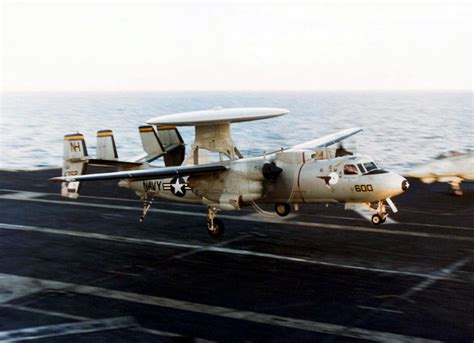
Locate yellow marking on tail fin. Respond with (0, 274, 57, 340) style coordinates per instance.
(139, 127, 154, 133)
(64, 135, 84, 141)
(97, 132, 113, 137)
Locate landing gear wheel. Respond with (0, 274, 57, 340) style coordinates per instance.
(371, 214, 386, 225)
(275, 203, 291, 217)
(207, 218, 225, 238)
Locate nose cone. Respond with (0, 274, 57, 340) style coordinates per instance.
(385, 173, 409, 197)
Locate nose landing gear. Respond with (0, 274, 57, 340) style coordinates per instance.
(371, 213, 386, 225)
(207, 206, 225, 238)
(371, 200, 388, 225)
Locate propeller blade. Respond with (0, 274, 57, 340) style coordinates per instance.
(386, 198, 398, 213)
(262, 162, 283, 182)
(335, 143, 353, 157)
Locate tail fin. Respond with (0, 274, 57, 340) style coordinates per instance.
(62, 133, 88, 199)
(96, 130, 118, 160)
(157, 126, 185, 166)
(90, 129, 142, 169)
(138, 126, 165, 162)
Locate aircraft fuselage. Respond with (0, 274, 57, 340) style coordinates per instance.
(123, 153, 407, 209)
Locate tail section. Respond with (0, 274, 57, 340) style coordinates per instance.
(96, 130, 118, 160)
(62, 133, 88, 199)
(138, 126, 165, 162)
(89, 129, 142, 169)
(136, 125, 185, 166)
(157, 126, 185, 166)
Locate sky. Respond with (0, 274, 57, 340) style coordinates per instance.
(1, 0, 472, 91)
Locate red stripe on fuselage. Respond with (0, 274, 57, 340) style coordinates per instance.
(296, 152, 306, 203)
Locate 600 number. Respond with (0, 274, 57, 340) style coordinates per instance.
(354, 184, 373, 192)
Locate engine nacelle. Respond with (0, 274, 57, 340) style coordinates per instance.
(231, 157, 266, 181)
(202, 192, 261, 210)
(190, 168, 263, 207)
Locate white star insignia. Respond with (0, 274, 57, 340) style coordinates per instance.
(171, 178, 185, 194)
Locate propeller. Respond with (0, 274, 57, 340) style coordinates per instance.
(262, 162, 283, 182)
(335, 143, 353, 157)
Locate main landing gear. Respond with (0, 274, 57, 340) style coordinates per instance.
(207, 206, 225, 238)
(371, 200, 387, 225)
(275, 203, 291, 217)
(139, 195, 154, 223)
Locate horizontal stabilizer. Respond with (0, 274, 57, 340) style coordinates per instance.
(50, 164, 227, 183)
(87, 159, 143, 168)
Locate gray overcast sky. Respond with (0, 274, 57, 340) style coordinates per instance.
(1, 0, 472, 91)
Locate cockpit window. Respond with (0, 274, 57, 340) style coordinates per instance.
(357, 163, 366, 173)
(364, 162, 378, 172)
(344, 164, 359, 175)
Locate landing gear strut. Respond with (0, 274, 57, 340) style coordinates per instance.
(207, 206, 225, 238)
(275, 203, 291, 217)
(371, 200, 387, 225)
(140, 195, 154, 223)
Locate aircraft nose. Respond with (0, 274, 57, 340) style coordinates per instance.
(386, 173, 409, 197)
(401, 179, 410, 192)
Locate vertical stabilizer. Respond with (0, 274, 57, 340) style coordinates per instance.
(157, 126, 185, 166)
(96, 130, 118, 160)
(138, 126, 165, 161)
(62, 133, 88, 199)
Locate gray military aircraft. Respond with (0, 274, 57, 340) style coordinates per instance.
(406, 150, 473, 195)
(51, 108, 409, 237)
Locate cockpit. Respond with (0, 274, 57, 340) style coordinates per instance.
(344, 161, 385, 175)
(344, 164, 359, 175)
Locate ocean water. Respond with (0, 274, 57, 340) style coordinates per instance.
(0, 91, 472, 173)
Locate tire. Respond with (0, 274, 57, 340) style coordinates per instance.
(371, 214, 383, 225)
(207, 218, 225, 238)
(275, 203, 291, 217)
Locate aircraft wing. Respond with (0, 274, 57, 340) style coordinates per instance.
(288, 127, 363, 151)
(50, 164, 227, 183)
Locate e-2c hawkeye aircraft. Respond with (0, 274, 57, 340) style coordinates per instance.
(50, 108, 410, 237)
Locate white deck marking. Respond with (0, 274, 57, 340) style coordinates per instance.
(106, 270, 142, 277)
(0, 191, 48, 200)
(0, 273, 439, 342)
(0, 304, 213, 341)
(0, 274, 43, 303)
(0, 316, 136, 342)
(0, 222, 433, 278)
(0, 304, 90, 321)
(357, 306, 404, 314)
(171, 234, 252, 260)
(1, 193, 473, 241)
(401, 257, 471, 300)
(1, 188, 473, 231)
